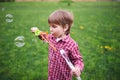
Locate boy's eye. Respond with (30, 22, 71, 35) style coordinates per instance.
(50, 24, 57, 28)
(49, 24, 58, 28)
(52, 25, 57, 28)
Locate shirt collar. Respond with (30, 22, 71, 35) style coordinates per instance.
(55, 34, 70, 43)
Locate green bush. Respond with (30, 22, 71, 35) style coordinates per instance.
(0, 0, 14, 2)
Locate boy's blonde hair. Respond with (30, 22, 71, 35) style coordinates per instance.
(48, 9, 74, 35)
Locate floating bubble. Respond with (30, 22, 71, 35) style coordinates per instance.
(5, 14, 13, 23)
(14, 36, 25, 47)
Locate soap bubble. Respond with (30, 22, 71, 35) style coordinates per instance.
(5, 14, 13, 23)
(14, 36, 25, 47)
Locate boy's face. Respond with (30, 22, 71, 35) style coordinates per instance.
(49, 24, 66, 38)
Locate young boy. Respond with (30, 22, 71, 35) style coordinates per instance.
(31, 9, 84, 80)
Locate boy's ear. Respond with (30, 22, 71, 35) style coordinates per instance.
(64, 24, 69, 32)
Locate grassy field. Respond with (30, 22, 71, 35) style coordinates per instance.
(0, 2, 120, 80)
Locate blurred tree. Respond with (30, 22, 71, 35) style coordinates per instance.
(60, 0, 73, 6)
(0, 0, 14, 2)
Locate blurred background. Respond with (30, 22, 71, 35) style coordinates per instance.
(1, 0, 120, 2)
(0, 0, 120, 80)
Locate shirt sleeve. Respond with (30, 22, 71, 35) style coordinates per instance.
(70, 44, 84, 72)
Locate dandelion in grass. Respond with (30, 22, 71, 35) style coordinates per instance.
(100, 45, 112, 51)
(104, 45, 112, 51)
(79, 26, 84, 30)
(71, 31, 74, 34)
(5, 14, 13, 23)
(14, 36, 25, 47)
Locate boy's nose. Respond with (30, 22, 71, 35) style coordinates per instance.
(50, 27, 53, 32)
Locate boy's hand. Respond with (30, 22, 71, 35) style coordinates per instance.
(71, 66, 81, 77)
(31, 27, 38, 33)
(31, 27, 45, 40)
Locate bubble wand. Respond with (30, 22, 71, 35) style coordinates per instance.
(31, 27, 56, 51)
(60, 49, 81, 80)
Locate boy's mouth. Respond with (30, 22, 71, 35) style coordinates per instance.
(50, 31, 54, 35)
(51, 32, 57, 37)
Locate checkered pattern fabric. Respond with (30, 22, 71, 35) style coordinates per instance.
(48, 34, 84, 80)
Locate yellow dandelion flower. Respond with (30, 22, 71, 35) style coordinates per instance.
(105, 45, 109, 49)
(80, 26, 84, 30)
(71, 32, 74, 34)
(104, 45, 112, 51)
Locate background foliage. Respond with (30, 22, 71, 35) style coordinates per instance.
(0, 2, 120, 80)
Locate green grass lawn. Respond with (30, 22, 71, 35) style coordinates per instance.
(0, 2, 120, 80)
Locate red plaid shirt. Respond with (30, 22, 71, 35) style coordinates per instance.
(48, 34, 84, 80)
